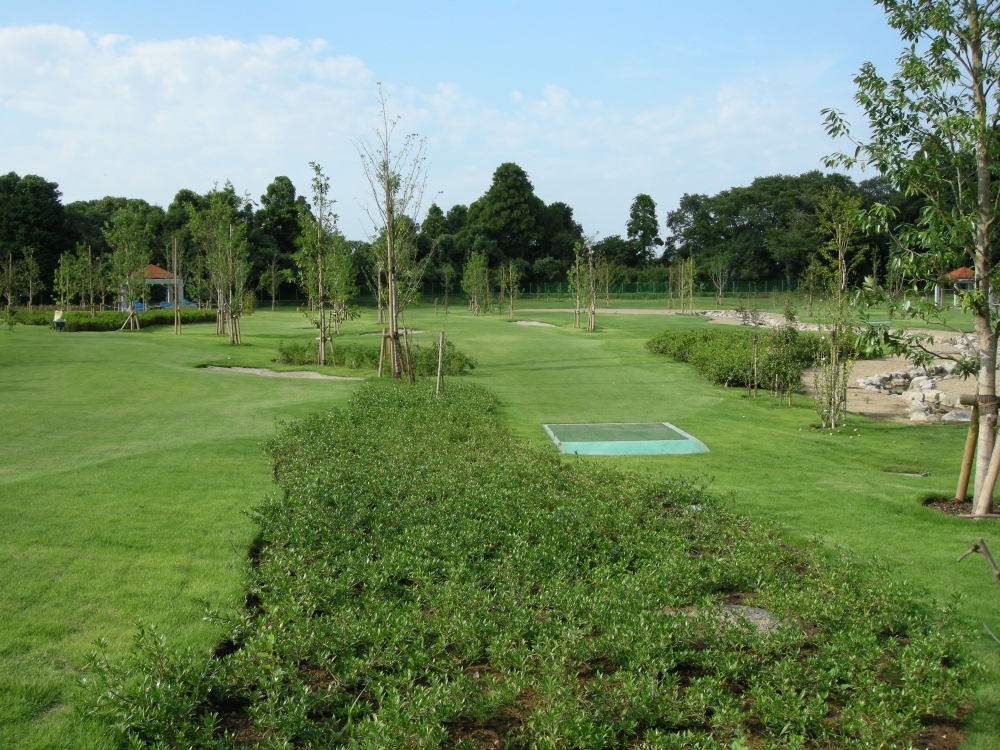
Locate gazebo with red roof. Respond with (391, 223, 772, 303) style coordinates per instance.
(143, 264, 184, 306)
(935, 267, 975, 307)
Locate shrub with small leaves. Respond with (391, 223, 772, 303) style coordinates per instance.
(85, 381, 971, 749)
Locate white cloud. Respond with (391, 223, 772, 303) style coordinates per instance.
(0, 24, 854, 237)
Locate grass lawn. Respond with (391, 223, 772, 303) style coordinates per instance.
(2, 304, 999, 747)
(513, 294, 979, 332)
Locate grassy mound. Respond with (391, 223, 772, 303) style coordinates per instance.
(84, 381, 969, 748)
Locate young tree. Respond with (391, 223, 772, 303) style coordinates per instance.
(294, 164, 336, 363)
(440, 262, 454, 315)
(258, 252, 287, 312)
(709, 255, 730, 307)
(104, 207, 150, 329)
(823, 0, 1000, 508)
(501, 261, 522, 321)
(76, 244, 98, 317)
(357, 86, 432, 379)
(812, 190, 866, 429)
(18, 247, 42, 312)
(191, 190, 251, 343)
(567, 242, 584, 328)
(586, 246, 597, 331)
(169, 237, 182, 335)
(2, 251, 16, 329)
(801, 255, 824, 318)
(595, 251, 612, 308)
(326, 235, 357, 336)
(53, 251, 75, 309)
(462, 251, 488, 316)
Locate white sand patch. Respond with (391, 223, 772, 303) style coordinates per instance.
(203, 366, 364, 381)
(514, 320, 557, 328)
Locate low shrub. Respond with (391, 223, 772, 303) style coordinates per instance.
(276, 339, 476, 375)
(412, 339, 478, 376)
(13, 310, 53, 326)
(276, 339, 315, 365)
(647, 326, 819, 391)
(84, 381, 969, 749)
(14, 309, 217, 331)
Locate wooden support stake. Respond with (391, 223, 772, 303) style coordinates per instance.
(957, 401, 980, 501)
(436, 331, 445, 395)
(377, 328, 387, 377)
(402, 327, 414, 383)
(974, 431, 1000, 516)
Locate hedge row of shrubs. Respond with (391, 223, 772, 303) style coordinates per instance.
(277, 338, 478, 376)
(646, 327, 819, 390)
(14, 309, 217, 331)
(82, 381, 968, 748)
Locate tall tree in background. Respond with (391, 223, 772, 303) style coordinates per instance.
(626, 193, 663, 263)
(467, 163, 541, 263)
(824, 0, 1000, 511)
(357, 86, 431, 379)
(0, 173, 71, 296)
(104, 206, 151, 329)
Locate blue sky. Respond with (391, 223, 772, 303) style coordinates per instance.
(0, 1, 903, 240)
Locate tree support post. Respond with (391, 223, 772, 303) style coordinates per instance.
(377, 328, 387, 378)
(436, 331, 445, 395)
(958, 396, 980, 502)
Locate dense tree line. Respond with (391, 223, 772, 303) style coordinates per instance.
(417, 162, 586, 285)
(664, 171, 917, 283)
(1, 164, 917, 311)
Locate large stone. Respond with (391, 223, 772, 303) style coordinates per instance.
(889, 378, 909, 394)
(942, 410, 973, 424)
(901, 391, 925, 404)
(910, 407, 940, 423)
(909, 375, 934, 391)
(923, 390, 945, 404)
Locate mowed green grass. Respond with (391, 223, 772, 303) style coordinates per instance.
(2, 304, 999, 748)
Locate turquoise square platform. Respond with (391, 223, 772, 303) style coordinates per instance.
(543, 422, 709, 456)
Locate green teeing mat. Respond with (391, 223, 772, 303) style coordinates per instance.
(543, 422, 709, 456)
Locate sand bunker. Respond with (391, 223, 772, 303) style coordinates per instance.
(203, 366, 364, 381)
(514, 320, 557, 327)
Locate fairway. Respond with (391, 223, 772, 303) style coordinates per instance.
(543, 421, 709, 455)
(3, 305, 1000, 748)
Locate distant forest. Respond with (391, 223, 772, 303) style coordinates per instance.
(0, 163, 913, 304)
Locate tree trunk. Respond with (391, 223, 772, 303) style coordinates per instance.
(970, 4, 998, 513)
(385, 175, 402, 378)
